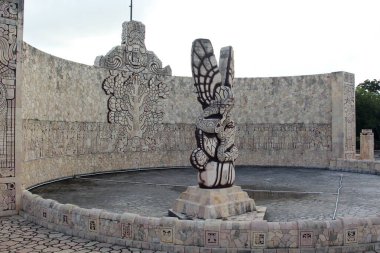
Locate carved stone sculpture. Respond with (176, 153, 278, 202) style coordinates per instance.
(170, 39, 262, 220)
(95, 21, 171, 152)
(190, 39, 238, 188)
(0, 83, 6, 156)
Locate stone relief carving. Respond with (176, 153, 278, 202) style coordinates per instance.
(95, 20, 171, 152)
(343, 73, 355, 159)
(190, 39, 238, 188)
(238, 123, 332, 151)
(0, 83, 6, 157)
(0, 182, 15, 211)
(23, 120, 197, 161)
(0, 23, 17, 78)
(0, 20, 17, 178)
(102, 71, 169, 151)
(0, 1, 17, 20)
(23, 120, 332, 165)
(23, 120, 120, 161)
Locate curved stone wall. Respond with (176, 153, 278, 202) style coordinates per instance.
(21, 190, 380, 252)
(21, 42, 355, 188)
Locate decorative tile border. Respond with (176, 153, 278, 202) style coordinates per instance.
(160, 227, 173, 243)
(300, 231, 313, 247)
(251, 232, 266, 247)
(42, 209, 48, 220)
(345, 228, 358, 244)
(21, 190, 380, 252)
(121, 223, 133, 239)
(62, 214, 70, 226)
(205, 230, 219, 247)
(88, 219, 98, 232)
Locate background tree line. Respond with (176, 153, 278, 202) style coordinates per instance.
(355, 79, 380, 150)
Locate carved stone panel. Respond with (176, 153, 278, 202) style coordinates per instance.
(0, 182, 15, 212)
(205, 230, 219, 247)
(251, 232, 266, 247)
(0, 21, 17, 178)
(344, 228, 358, 244)
(95, 20, 171, 152)
(0, 1, 18, 20)
(343, 73, 356, 159)
(121, 223, 133, 239)
(300, 231, 313, 247)
(237, 123, 332, 151)
(0, 0, 21, 216)
(23, 120, 120, 161)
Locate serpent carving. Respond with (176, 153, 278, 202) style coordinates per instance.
(190, 39, 238, 188)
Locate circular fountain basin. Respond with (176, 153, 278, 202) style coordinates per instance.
(30, 166, 380, 221)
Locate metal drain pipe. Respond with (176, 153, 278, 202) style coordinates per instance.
(332, 174, 343, 220)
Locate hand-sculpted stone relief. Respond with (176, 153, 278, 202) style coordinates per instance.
(0, 0, 21, 215)
(0, 20, 17, 178)
(0, 83, 6, 158)
(23, 120, 120, 161)
(190, 39, 238, 188)
(237, 123, 332, 151)
(102, 71, 169, 151)
(95, 21, 171, 152)
(343, 73, 355, 159)
(0, 0, 17, 20)
(0, 23, 17, 77)
(0, 182, 15, 211)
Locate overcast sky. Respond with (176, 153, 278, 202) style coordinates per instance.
(24, 0, 379, 84)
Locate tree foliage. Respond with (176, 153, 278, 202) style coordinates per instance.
(355, 79, 380, 147)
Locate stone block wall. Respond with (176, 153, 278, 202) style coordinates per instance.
(21, 190, 380, 252)
(20, 41, 356, 188)
(330, 158, 380, 175)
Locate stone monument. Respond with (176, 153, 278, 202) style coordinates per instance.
(95, 20, 172, 152)
(171, 39, 263, 220)
(360, 129, 374, 160)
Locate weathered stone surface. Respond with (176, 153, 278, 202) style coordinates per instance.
(95, 20, 172, 152)
(21, 43, 357, 187)
(0, 0, 23, 216)
(190, 39, 238, 188)
(20, 19, 357, 191)
(360, 129, 374, 160)
(172, 186, 256, 219)
(19, 188, 380, 251)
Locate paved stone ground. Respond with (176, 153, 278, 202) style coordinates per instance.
(0, 215, 167, 253)
(31, 166, 380, 222)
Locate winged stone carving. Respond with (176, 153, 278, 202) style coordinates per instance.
(190, 39, 238, 188)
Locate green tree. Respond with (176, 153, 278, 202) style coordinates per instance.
(355, 79, 380, 149)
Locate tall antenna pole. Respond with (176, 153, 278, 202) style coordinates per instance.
(129, 0, 133, 21)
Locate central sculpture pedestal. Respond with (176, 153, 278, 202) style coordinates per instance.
(170, 186, 257, 220)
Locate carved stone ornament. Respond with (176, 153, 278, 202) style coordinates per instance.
(95, 21, 171, 152)
(0, 21, 17, 178)
(190, 39, 238, 188)
(0, 1, 18, 20)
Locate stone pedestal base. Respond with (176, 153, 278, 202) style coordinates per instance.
(170, 185, 256, 219)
